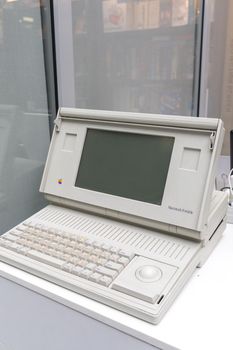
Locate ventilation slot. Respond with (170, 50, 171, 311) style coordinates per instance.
(157, 295, 164, 305)
(37, 207, 189, 261)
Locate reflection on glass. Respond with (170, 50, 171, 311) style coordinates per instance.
(0, 1, 50, 233)
(71, 0, 199, 115)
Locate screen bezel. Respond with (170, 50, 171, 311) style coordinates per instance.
(42, 118, 213, 231)
(75, 128, 175, 206)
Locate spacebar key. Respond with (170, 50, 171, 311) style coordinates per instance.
(27, 250, 64, 268)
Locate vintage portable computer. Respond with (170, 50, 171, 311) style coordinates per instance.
(0, 108, 228, 324)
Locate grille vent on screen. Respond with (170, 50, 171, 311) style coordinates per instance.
(36, 206, 190, 262)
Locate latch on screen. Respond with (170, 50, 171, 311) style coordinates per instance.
(54, 117, 62, 132)
(209, 132, 216, 150)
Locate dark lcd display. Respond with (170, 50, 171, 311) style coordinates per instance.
(75, 129, 174, 205)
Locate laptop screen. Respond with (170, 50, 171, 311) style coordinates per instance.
(75, 129, 174, 205)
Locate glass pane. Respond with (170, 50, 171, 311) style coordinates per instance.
(54, 0, 202, 116)
(0, 1, 50, 233)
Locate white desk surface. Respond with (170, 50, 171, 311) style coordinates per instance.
(0, 224, 232, 350)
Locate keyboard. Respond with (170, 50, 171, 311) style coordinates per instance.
(0, 222, 134, 287)
(0, 205, 199, 323)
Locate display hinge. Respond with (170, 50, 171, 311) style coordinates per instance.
(209, 132, 216, 150)
(169, 224, 177, 234)
(54, 117, 62, 132)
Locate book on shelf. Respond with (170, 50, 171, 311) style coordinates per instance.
(170, 42, 179, 80)
(103, 36, 194, 82)
(147, 0, 160, 29)
(102, 0, 128, 32)
(101, 0, 198, 33)
(171, 0, 189, 26)
(102, 0, 134, 32)
(159, 0, 172, 27)
(133, 0, 148, 29)
(132, 0, 161, 30)
(126, 0, 135, 29)
(188, 0, 199, 24)
(105, 77, 192, 115)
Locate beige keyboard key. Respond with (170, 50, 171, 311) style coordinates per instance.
(62, 262, 75, 272)
(95, 266, 117, 279)
(79, 269, 93, 279)
(98, 276, 112, 287)
(85, 262, 97, 271)
(118, 257, 130, 266)
(105, 261, 123, 272)
(119, 250, 134, 260)
(89, 272, 102, 283)
(72, 266, 83, 276)
(27, 250, 65, 268)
